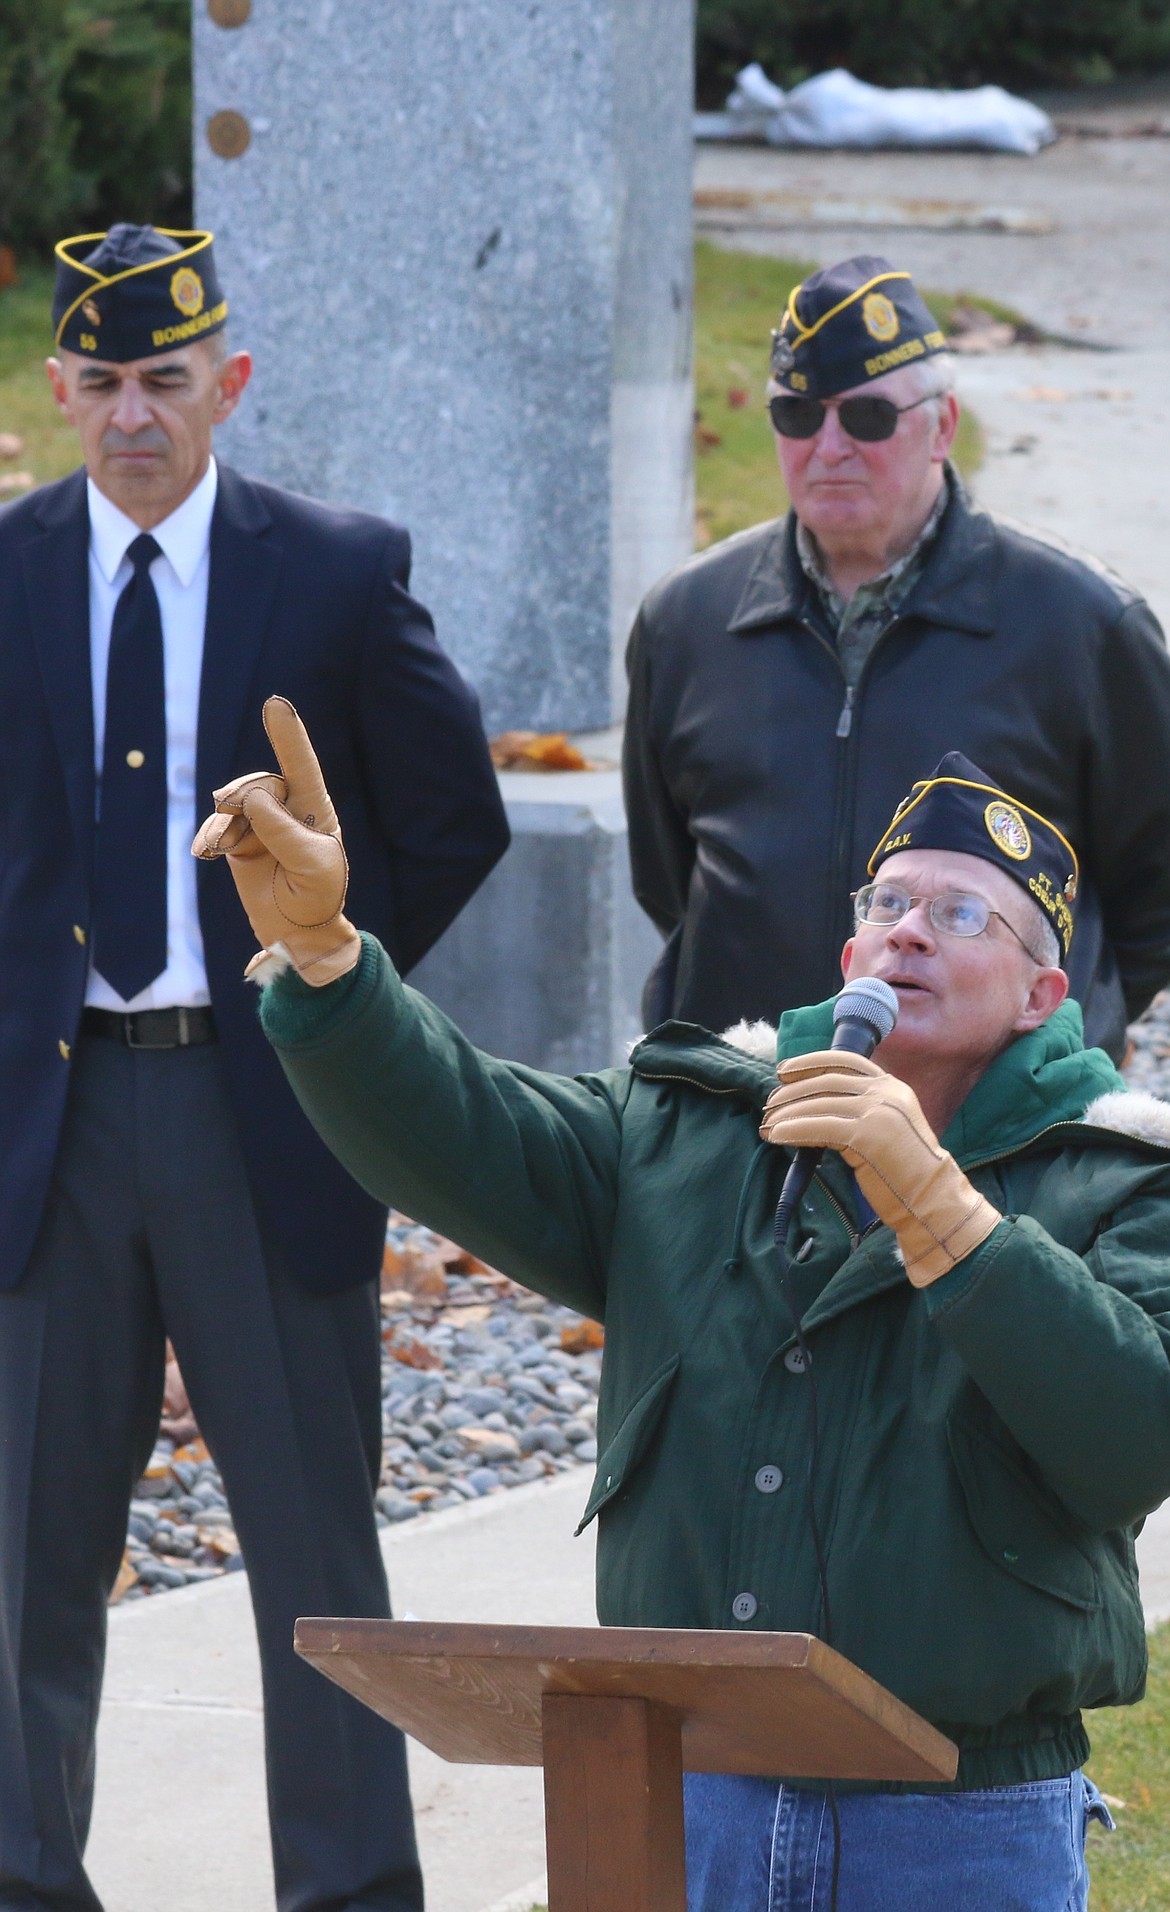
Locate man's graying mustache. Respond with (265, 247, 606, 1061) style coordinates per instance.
(100, 424, 171, 455)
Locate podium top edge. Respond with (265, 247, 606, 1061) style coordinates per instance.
(294, 1619, 822, 1668)
(293, 1619, 958, 1780)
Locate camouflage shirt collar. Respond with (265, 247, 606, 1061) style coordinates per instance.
(796, 473, 951, 634)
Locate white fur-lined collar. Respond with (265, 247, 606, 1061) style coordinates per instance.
(1081, 1090, 1170, 1147)
(721, 1019, 779, 1060)
(718, 1028, 1170, 1147)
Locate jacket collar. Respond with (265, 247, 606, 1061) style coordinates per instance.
(86, 458, 218, 588)
(194, 463, 282, 817)
(634, 994, 1159, 1167)
(726, 467, 999, 640)
(630, 1020, 777, 1107)
(20, 466, 283, 886)
(23, 471, 94, 865)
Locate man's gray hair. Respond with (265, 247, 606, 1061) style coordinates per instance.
(906, 350, 957, 414)
(1019, 893, 1061, 968)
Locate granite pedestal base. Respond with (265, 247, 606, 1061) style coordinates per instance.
(411, 770, 661, 1073)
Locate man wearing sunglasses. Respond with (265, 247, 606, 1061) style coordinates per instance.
(623, 253, 1170, 1066)
(196, 724, 1170, 1912)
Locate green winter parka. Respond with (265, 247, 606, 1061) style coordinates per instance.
(261, 936, 1170, 1789)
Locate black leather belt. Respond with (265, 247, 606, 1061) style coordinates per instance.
(80, 1005, 218, 1049)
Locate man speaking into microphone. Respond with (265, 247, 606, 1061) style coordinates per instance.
(197, 721, 1170, 1910)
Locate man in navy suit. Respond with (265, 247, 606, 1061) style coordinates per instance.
(0, 223, 509, 1912)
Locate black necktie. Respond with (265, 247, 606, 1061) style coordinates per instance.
(91, 532, 169, 1000)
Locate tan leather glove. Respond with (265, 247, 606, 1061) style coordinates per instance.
(191, 696, 361, 987)
(760, 1050, 1001, 1287)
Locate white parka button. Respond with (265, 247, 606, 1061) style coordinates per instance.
(732, 1591, 758, 1622)
(783, 1346, 809, 1374)
(755, 1465, 784, 1494)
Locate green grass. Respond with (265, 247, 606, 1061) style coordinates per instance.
(0, 263, 86, 492)
(693, 239, 985, 548)
(1083, 1620, 1170, 1908)
(522, 1622, 1170, 1910)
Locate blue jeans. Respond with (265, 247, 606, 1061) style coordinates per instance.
(684, 1771, 1115, 1911)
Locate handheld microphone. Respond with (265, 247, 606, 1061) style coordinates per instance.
(774, 976, 900, 1233)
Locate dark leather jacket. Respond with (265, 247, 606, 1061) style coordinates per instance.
(623, 477, 1170, 1060)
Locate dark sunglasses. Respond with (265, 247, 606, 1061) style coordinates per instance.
(769, 391, 936, 442)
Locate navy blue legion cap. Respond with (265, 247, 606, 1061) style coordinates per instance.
(52, 223, 228, 362)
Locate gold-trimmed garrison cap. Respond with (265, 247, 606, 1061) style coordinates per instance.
(770, 254, 947, 400)
(52, 224, 227, 362)
(867, 751, 1079, 961)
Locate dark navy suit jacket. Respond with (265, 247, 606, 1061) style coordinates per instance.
(0, 464, 510, 1294)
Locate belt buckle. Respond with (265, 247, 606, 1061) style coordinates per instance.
(124, 1008, 187, 1051)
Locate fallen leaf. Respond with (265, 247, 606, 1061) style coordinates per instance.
(726, 387, 750, 408)
(949, 322, 1016, 354)
(172, 1438, 210, 1465)
(381, 1240, 405, 1287)
(409, 1485, 440, 1502)
(390, 1335, 442, 1371)
(109, 1551, 138, 1605)
(0, 472, 34, 494)
(201, 1528, 240, 1560)
(440, 1302, 493, 1325)
(0, 431, 24, 459)
(0, 246, 17, 291)
(695, 427, 722, 448)
(459, 1426, 521, 1459)
(490, 731, 589, 772)
(430, 1234, 492, 1274)
(561, 1319, 605, 1353)
(1018, 386, 1070, 403)
(397, 1243, 449, 1300)
(380, 1288, 415, 1311)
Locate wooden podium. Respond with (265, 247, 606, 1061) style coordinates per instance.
(295, 1619, 957, 1912)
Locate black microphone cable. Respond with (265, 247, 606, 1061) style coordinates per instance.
(771, 976, 899, 1912)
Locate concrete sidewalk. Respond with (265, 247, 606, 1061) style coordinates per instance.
(88, 1471, 1170, 1912)
(89, 1471, 595, 1912)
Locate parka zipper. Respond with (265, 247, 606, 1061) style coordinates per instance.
(800, 614, 907, 980)
(811, 1172, 860, 1250)
(633, 1066, 745, 1097)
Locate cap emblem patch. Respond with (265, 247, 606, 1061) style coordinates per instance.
(770, 330, 795, 376)
(170, 267, 205, 319)
(985, 800, 1031, 862)
(862, 292, 899, 343)
(82, 298, 101, 326)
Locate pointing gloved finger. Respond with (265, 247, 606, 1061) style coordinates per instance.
(261, 697, 338, 833)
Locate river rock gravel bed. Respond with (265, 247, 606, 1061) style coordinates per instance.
(1119, 991, 1170, 1097)
(114, 1216, 602, 1602)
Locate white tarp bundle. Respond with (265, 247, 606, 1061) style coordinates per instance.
(695, 65, 1056, 156)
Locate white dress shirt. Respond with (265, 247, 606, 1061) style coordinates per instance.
(85, 459, 217, 1010)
